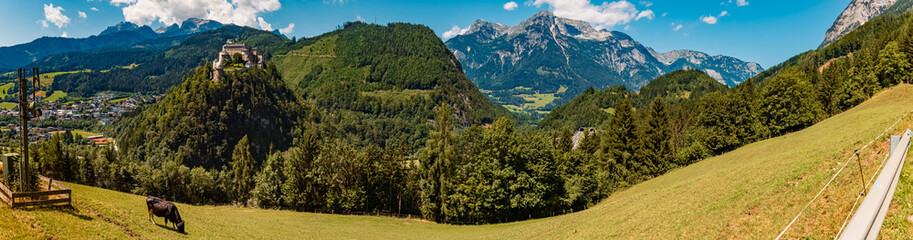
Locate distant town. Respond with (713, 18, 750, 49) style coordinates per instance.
(0, 92, 162, 146)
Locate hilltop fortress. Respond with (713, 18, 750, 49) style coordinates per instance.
(212, 42, 264, 82)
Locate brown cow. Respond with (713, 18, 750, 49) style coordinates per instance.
(146, 196, 185, 233)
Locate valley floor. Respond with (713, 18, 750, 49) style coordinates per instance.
(2, 85, 913, 239)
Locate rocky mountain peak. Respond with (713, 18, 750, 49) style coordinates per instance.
(500, 10, 613, 40)
(155, 18, 224, 36)
(98, 21, 156, 38)
(533, 10, 555, 18)
(465, 20, 509, 37)
(100, 22, 139, 35)
(820, 0, 897, 49)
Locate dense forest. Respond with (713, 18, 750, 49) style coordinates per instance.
(21, 9, 913, 225)
(111, 63, 306, 169)
(273, 22, 509, 152)
(538, 69, 728, 131)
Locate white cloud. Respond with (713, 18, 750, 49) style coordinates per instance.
(504, 1, 519, 11)
(61, 32, 69, 37)
(661, 12, 667, 17)
(673, 24, 682, 31)
(356, 16, 366, 22)
(39, 20, 49, 28)
(737, 0, 748, 6)
(279, 23, 294, 35)
(44, 3, 71, 28)
(257, 17, 272, 31)
(639, 1, 652, 7)
(111, 0, 281, 29)
(109, 0, 134, 6)
(701, 11, 728, 24)
(635, 9, 654, 20)
(324, 0, 346, 4)
(701, 16, 717, 24)
(91, 7, 100, 11)
(441, 25, 469, 39)
(623, 25, 630, 30)
(532, 0, 649, 29)
(79, 11, 88, 19)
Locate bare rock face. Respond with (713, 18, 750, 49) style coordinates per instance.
(445, 10, 763, 111)
(820, 0, 897, 49)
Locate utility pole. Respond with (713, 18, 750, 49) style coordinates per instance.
(16, 68, 40, 191)
(17, 68, 28, 191)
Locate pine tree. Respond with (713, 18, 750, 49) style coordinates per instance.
(557, 128, 573, 152)
(603, 98, 640, 177)
(231, 135, 257, 206)
(253, 151, 285, 208)
(419, 104, 454, 221)
(283, 129, 320, 210)
(640, 97, 672, 177)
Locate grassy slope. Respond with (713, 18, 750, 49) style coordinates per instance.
(43, 91, 66, 102)
(3, 84, 913, 239)
(0, 102, 17, 110)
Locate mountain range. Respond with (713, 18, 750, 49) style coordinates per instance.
(445, 11, 763, 113)
(0, 18, 224, 72)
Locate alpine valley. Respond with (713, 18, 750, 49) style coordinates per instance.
(445, 11, 764, 114)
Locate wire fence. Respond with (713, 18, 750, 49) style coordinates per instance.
(776, 109, 913, 239)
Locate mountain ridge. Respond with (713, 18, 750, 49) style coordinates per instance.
(0, 18, 225, 71)
(445, 11, 763, 113)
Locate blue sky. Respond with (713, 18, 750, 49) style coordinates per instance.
(0, 0, 851, 68)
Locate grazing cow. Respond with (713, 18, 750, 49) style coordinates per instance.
(146, 196, 185, 233)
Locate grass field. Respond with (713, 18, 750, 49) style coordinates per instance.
(40, 71, 89, 87)
(0, 83, 14, 98)
(0, 102, 17, 110)
(503, 85, 568, 114)
(73, 130, 102, 138)
(2, 85, 913, 239)
(43, 91, 66, 102)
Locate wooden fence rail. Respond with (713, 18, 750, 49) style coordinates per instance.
(0, 175, 71, 208)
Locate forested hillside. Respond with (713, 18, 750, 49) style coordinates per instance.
(633, 69, 729, 107)
(112, 64, 306, 169)
(274, 22, 509, 151)
(537, 86, 629, 131)
(0, 31, 155, 72)
(19, 34, 192, 74)
(538, 70, 727, 131)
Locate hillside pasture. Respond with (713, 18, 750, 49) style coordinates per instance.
(2, 85, 913, 239)
(43, 91, 66, 102)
